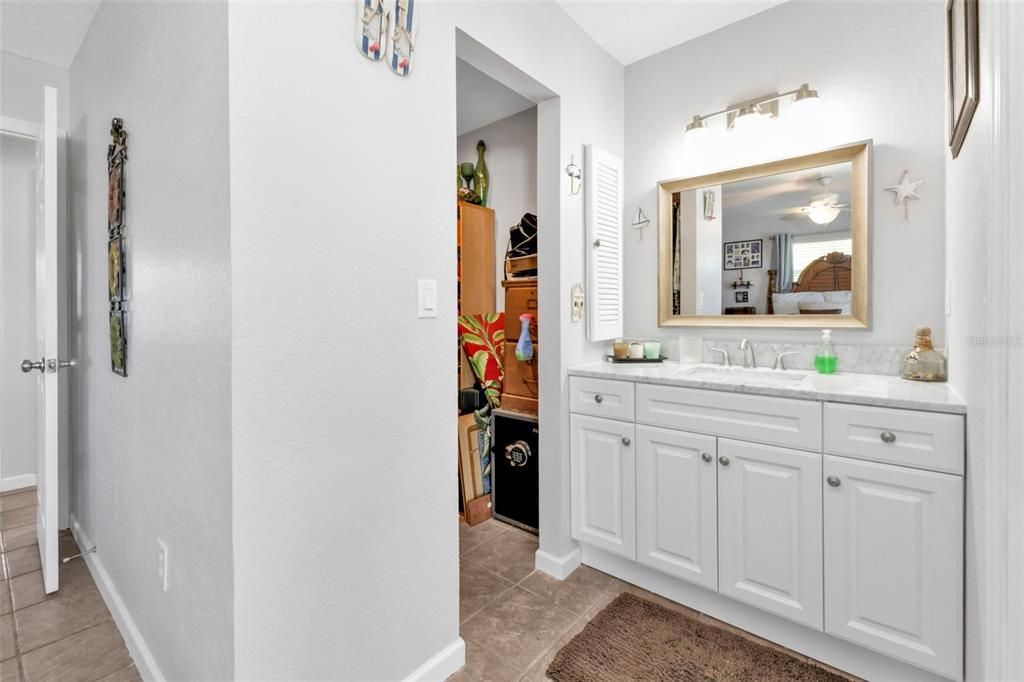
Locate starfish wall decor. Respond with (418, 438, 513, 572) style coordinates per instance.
(885, 170, 925, 220)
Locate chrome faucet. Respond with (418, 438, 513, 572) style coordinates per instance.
(739, 339, 756, 369)
(709, 348, 731, 367)
(773, 351, 799, 370)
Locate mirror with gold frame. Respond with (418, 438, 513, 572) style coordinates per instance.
(658, 141, 870, 328)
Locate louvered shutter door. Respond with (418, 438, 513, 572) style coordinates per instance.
(585, 145, 624, 341)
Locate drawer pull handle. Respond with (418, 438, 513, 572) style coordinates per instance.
(594, 394, 604, 403)
(880, 431, 897, 444)
(718, 455, 730, 466)
(701, 452, 712, 463)
(621, 437, 631, 446)
(827, 475, 842, 487)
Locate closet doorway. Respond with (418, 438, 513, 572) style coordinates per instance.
(455, 53, 541, 535)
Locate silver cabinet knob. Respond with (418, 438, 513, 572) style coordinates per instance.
(594, 394, 604, 404)
(701, 452, 712, 463)
(827, 475, 841, 487)
(21, 359, 44, 373)
(621, 437, 631, 446)
(718, 455, 730, 466)
(880, 431, 896, 444)
(593, 239, 602, 248)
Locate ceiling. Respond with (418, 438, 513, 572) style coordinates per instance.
(0, 0, 100, 69)
(721, 161, 852, 231)
(456, 58, 536, 136)
(554, 0, 790, 65)
(0, 1, 791, 84)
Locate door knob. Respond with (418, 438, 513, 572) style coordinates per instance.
(718, 455, 730, 466)
(21, 359, 44, 373)
(701, 452, 712, 463)
(827, 476, 841, 487)
(880, 431, 896, 444)
(621, 437, 631, 446)
(594, 394, 604, 403)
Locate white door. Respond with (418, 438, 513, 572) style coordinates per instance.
(570, 414, 635, 559)
(636, 425, 717, 589)
(717, 439, 823, 630)
(24, 87, 62, 593)
(823, 455, 963, 680)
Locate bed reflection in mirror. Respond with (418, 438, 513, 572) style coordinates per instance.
(658, 142, 869, 328)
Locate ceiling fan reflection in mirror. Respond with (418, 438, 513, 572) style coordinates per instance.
(779, 176, 849, 225)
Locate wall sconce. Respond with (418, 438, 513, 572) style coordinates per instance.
(565, 154, 581, 195)
(684, 83, 821, 139)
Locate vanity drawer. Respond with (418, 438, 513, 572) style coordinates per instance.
(824, 403, 964, 475)
(569, 377, 635, 421)
(636, 384, 822, 452)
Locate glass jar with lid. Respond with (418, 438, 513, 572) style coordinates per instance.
(901, 326, 947, 382)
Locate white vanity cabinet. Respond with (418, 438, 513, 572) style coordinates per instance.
(635, 425, 717, 589)
(570, 413, 636, 559)
(823, 455, 964, 678)
(568, 373, 966, 681)
(717, 439, 823, 629)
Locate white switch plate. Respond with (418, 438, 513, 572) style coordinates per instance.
(571, 284, 583, 322)
(418, 279, 438, 318)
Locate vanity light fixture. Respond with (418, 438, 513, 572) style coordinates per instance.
(684, 83, 821, 139)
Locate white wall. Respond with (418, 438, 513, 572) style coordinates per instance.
(945, 2, 1024, 679)
(1, 51, 69, 128)
(68, 2, 233, 679)
(228, 1, 621, 678)
(0, 136, 39, 487)
(624, 0, 946, 348)
(457, 107, 538, 308)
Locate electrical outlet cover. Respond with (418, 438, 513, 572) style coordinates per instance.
(157, 539, 169, 591)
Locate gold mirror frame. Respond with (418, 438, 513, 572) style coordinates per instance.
(658, 141, 871, 329)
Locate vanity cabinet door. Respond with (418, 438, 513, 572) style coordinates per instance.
(570, 414, 636, 559)
(717, 439, 823, 630)
(636, 426, 717, 589)
(823, 456, 963, 680)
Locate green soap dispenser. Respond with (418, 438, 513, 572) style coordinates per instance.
(815, 329, 838, 374)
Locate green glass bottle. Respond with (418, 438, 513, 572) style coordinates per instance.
(474, 140, 490, 207)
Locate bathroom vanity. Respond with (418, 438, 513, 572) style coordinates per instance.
(568, 361, 965, 681)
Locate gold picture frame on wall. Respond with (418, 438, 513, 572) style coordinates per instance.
(947, 0, 979, 159)
(657, 141, 871, 329)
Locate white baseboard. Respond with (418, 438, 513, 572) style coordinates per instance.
(70, 514, 165, 682)
(534, 545, 582, 580)
(1, 473, 37, 492)
(403, 637, 465, 681)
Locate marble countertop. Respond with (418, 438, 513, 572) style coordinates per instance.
(568, 361, 966, 415)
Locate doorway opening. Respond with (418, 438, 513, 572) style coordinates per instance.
(453, 31, 560, 610)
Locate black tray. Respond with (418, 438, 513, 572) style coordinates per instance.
(605, 355, 668, 364)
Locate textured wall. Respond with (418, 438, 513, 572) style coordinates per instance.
(68, 1, 233, 678)
(229, 1, 622, 678)
(624, 0, 946, 349)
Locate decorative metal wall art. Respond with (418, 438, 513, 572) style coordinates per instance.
(108, 118, 128, 376)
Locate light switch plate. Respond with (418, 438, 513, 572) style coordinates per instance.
(418, 279, 438, 318)
(571, 283, 584, 322)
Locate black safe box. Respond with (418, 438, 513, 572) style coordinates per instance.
(491, 409, 538, 533)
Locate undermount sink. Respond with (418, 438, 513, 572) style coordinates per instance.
(679, 365, 810, 383)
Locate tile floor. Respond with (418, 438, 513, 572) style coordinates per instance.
(1, 487, 139, 682)
(452, 518, 858, 682)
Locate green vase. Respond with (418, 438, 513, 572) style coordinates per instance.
(474, 140, 490, 207)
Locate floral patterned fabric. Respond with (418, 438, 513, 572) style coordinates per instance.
(457, 313, 505, 407)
